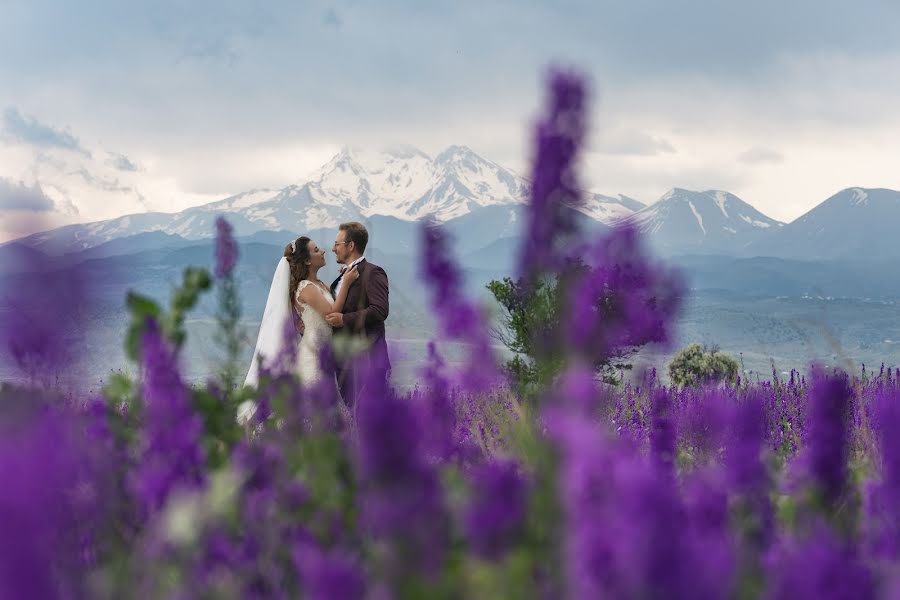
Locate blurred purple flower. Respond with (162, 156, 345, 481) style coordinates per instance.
(354, 349, 449, 575)
(725, 392, 773, 547)
(863, 385, 900, 559)
(416, 342, 460, 463)
(547, 406, 725, 599)
(650, 387, 676, 473)
(564, 224, 684, 365)
(682, 470, 736, 599)
(419, 222, 501, 392)
(544, 409, 616, 598)
(551, 362, 599, 416)
(0, 411, 92, 598)
(132, 317, 206, 516)
(215, 216, 238, 278)
(293, 542, 366, 600)
(463, 458, 529, 559)
(800, 372, 851, 507)
(2, 257, 93, 386)
(519, 69, 588, 279)
(765, 524, 874, 600)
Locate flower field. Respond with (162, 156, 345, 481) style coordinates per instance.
(1, 71, 898, 599)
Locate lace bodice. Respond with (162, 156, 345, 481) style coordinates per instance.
(294, 280, 335, 384)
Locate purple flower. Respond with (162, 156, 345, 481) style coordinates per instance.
(552, 362, 599, 415)
(1, 256, 93, 387)
(548, 406, 725, 599)
(863, 385, 900, 559)
(800, 372, 851, 507)
(563, 224, 684, 365)
(132, 318, 206, 516)
(544, 409, 616, 598)
(215, 216, 238, 278)
(725, 391, 773, 547)
(419, 222, 501, 392)
(765, 524, 874, 600)
(293, 542, 366, 600)
(354, 351, 449, 575)
(681, 470, 736, 599)
(416, 342, 459, 463)
(650, 387, 676, 472)
(0, 410, 94, 598)
(519, 69, 588, 279)
(463, 458, 529, 559)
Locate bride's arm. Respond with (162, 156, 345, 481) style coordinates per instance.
(297, 267, 359, 318)
(331, 267, 358, 313)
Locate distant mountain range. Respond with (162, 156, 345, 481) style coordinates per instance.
(627, 188, 783, 255)
(2, 143, 899, 265)
(3, 145, 638, 257)
(624, 186, 900, 260)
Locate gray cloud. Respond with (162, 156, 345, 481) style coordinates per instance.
(738, 146, 785, 165)
(1, 0, 900, 225)
(73, 168, 150, 210)
(0, 178, 54, 211)
(107, 152, 141, 172)
(74, 168, 132, 194)
(3, 108, 90, 156)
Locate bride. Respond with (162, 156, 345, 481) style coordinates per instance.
(243, 235, 358, 389)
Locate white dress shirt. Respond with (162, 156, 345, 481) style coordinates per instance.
(334, 255, 365, 298)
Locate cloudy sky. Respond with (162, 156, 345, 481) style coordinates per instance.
(2, 0, 900, 241)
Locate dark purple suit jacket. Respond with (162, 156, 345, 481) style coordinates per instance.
(330, 259, 390, 402)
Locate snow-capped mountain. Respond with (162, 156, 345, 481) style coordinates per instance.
(747, 187, 900, 260)
(6, 145, 643, 255)
(580, 193, 644, 222)
(626, 188, 782, 255)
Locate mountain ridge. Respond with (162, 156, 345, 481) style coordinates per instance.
(4, 145, 640, 256)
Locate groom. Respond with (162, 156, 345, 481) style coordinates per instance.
(326, 221, 390, 405)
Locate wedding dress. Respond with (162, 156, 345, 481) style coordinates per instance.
(241, 260, 341, 427)
(294, 279, 334, 384)
(243, 258, 333, 388)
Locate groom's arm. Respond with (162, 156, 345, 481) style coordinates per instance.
(343, 266, 389, 331)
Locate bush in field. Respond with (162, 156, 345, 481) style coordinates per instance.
(668, 343, 739, 388)
(4, 69, 900, 599)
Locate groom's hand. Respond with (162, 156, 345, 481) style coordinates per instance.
(326, 312, 344, 328)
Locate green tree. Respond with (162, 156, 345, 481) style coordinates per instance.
(668, 343, 739, 388)
(487, 263, 635, 390)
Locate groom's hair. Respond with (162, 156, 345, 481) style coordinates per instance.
(339, 222, 368, 253)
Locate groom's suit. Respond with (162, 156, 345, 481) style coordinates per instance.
(329, 259, 390, 405)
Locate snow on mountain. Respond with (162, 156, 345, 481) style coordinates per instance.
(579, 193, 645, 223)
(746, 187, 900, 260)
(5, 145, 644, 255)
(626, 188, 782, 255)
(204, 189, 281, 211)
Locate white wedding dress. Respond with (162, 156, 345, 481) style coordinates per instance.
(294, 279, 335, 384)
(240, 265, 338, 425)
(244, 258, 335, 389)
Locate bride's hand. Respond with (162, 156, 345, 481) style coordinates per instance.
(345, 265, 360, 283)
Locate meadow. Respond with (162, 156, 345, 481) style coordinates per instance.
(1, 71, 897, 600)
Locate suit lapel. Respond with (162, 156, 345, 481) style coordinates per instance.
(330, 274, 341, 298)
(344, 259, 367, 312)
(332, 259, 367, 305)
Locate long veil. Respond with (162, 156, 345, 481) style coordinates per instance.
(244, 256, 293, 388)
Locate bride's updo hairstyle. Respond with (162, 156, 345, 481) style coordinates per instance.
(284, 236, 312, 304)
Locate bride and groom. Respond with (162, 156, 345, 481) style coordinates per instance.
(243, 221, 390, 405)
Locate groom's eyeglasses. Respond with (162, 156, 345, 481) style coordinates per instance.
(332, 241, 351, 248)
